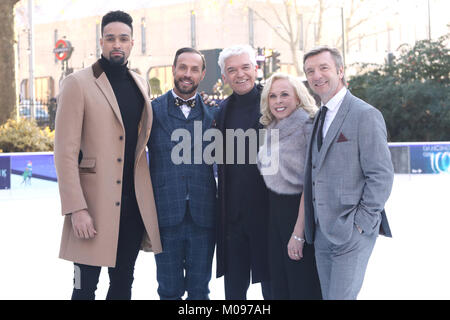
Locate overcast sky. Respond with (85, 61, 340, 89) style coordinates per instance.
(15, 0, 190, 26)
(15, 0, 449, 38)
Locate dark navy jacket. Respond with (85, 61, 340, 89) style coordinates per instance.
(214, 87, 270, 283)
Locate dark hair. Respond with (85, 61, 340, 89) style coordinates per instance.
(101, 11, 133, 36)
(173, 47, 206, 71)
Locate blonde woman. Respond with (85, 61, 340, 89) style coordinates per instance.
(257, 73, 322, 300)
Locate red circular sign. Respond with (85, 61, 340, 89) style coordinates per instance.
(54, 39, 73, 61)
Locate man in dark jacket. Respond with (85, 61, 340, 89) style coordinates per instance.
(215, 45, 271, 300)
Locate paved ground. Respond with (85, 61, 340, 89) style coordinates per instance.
(0, 173, 448, 300)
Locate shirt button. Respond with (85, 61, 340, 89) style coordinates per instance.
(116, 180, 121, 184)
(115, 202, 120, 207)
(117, 158, 122, 163)
(119, 136, 124, 141)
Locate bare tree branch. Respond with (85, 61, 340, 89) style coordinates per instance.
(284, 1, 297, 45)
(251, 7, 291, 44)
(273, 1, 292, 36)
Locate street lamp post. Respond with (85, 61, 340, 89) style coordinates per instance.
(249, 7, 254, 48)
(427, 0, 431, 40)
(190, 10, 196, 49)
(28, 0, 35, 120)
(341, 7, 346, 68)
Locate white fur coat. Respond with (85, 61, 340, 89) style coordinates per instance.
(257, 108, 313, 195)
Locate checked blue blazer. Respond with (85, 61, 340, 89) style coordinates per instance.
(148, 91, 217, 228)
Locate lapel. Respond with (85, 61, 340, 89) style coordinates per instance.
(216, 97, 231, 169)
(198, 95, 213, 129)
(128, 71, 152, 166)
(92, 61, 124, 129)
(185, 94, 214, 152)
(316, 91, 353, 169)
(306, 110, 321, 164)
(217, 95, 233, 132)
(152, 92, 178, 138)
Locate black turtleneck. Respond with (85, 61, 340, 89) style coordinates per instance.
(99, 56, 144, 211)
(225, 85, 264, 222)
(226, 85, 260, 132)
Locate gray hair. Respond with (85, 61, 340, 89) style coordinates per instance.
(218, 45, 257, 75)
(303, 46, 347, 86)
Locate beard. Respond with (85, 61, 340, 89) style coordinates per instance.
(174, 77, 199, 96)
(108, 51, 126, 66)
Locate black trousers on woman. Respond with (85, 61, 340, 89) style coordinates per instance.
(268, 190, 322, 300)
(71, 201, 145, 300)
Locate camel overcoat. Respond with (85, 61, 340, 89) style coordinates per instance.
(54, 61, 162, 267)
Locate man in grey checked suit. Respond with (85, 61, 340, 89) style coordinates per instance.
(302, 46, 394, 300)
(148, 48, 217, 299)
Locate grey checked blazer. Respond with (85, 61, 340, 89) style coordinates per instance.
(304, 91, 394, 245)
(148, 91, 217, 228)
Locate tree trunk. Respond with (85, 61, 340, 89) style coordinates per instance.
(250, 0, 303, 76)
(0, 0, 20, 125)
(291, 42, 302, 77)
(316, 0, 325, 45)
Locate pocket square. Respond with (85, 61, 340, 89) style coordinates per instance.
(337, 133, 348, 142)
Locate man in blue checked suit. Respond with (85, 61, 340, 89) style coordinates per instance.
(148, 48, 217, 300)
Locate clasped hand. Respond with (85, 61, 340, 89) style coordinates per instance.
(287, 236, 304, 261)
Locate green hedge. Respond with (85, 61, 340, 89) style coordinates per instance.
(348, 35, 450, 142)
(0, 118, 54, 153)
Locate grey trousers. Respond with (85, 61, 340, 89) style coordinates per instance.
(314, 222, 378, 300)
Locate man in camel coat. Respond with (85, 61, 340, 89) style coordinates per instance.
(54, 10, 161, 300)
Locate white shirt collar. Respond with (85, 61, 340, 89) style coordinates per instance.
(321, 87, 347, 112)
(320, 87, 347, 138)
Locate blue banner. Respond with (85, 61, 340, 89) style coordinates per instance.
(0, 156, 11, 189)
(10, 153, 57, 181)
(409, 143, 450, 174)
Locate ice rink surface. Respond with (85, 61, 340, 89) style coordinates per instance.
(0, 173, 449, 300)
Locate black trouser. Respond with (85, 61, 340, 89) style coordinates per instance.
(268, 190, 322, 300)
(71, 205, 145, 300)
(224, 220, 271, 300)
